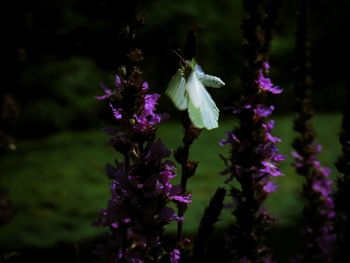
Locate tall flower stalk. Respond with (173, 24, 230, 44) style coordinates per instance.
(175, 29, 202, 249)
(93, 5, 189, 263)
(220, 0, 283, 261)
(173, 30, 201, 245)
(166, 29, 225, 252)
(334, 84, 350, 260)
(0, 94, 18, 225)
(292, 0, 335, 262)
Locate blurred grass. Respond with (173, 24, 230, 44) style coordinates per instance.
(0, 113, 342, 248)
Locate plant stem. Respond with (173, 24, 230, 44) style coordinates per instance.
(177, 111, 197, 242)
(176, 28, 200, 243)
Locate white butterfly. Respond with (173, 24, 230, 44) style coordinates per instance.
(165, 59, 225, 130)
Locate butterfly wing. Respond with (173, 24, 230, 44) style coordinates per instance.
(188, 98, 205, 129)
(165, 70, 187, 110)
(185, 70, 203, 108)
(199, 86, 219, 129)
(186, 70, 219, 130)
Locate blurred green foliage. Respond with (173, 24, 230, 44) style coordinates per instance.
(17, 58, 112, 136)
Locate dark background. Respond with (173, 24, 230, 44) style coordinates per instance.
(0, 0, 348, 136)
(0, 1, 347, 262)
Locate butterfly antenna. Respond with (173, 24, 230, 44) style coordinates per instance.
(171, 49, 187, 65)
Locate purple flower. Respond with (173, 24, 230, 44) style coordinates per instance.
(169, 185, 192, 204)
(170, 249, 181, 263)
(95, 82, 113, 100)
(263, 61, 270, 71)
(263, 181, 277, 193)
(109, 102, 122, 120)
(254, 105, 274, 119)
(312, 179, 332, 197)
(144, 94, 159, 113)
(111, 222, 119, 229)
(260, 161, 283, 177)
(115, 74, 122, 87)
(170, 194, 192, 204)
(219, 131, 240, 146)
(133, 94, 164, 133)
(273, 154, 285, 162)
(262, 120, 282, 143)
(142, 81, 149, 91)
(96, 75, 122, 101)
(160, 207, 183, 222)
(257, 70, 282, 94)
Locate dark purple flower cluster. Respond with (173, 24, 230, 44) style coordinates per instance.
(292, 143, 335, 262)
(220, 61, 284, 262)
(221, 62, 284, 189)
(94, 71, 189, 263)
(334, 87, 350, 260)
(292, 1, 336, 260)
(96, 75, 165, 135)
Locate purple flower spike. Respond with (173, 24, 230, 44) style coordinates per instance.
(94, 56, 186, 262)
(220, 61, 284, 261)
(292, 144, 335, 262)
(292, 1, 336, 257)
